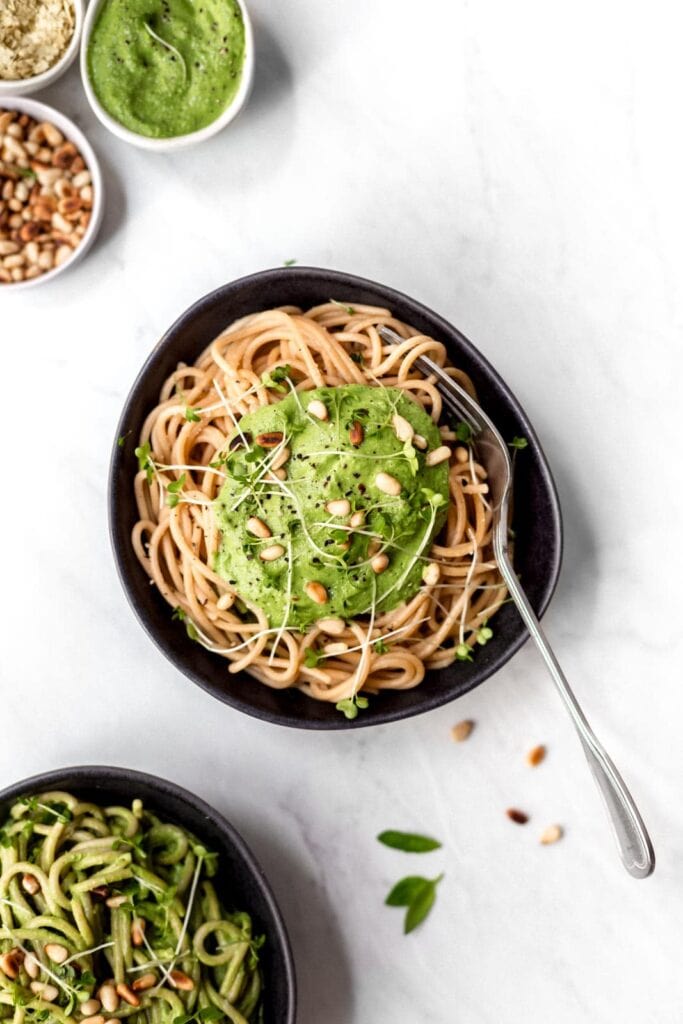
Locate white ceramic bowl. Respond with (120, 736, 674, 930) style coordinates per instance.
(0, 96, 104, 291)
(80, 0, 254, 151)
(0, 0, 84, 97)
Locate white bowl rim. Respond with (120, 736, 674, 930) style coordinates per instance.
(0, 0, 84, 96)
(0, 95, 104, 292)
(79, 0, 254, 151)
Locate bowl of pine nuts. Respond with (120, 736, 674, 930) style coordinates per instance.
(0, 97, 104, 289)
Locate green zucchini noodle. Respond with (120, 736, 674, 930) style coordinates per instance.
(0, 793, 264, 1024)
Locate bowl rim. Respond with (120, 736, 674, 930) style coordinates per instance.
(0, 763, 297, 1024)
(0, 94, 104, 291)
(0, 0, 84, 96)
(109, 266, 564, 729)
(79, 0, 254, 151)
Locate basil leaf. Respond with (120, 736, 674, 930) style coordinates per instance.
(378, 830, 442, 853)
(404, 875, 441, 933)
(385, 876, 430, 907)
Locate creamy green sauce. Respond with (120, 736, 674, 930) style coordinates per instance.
(213, 385, 450, 630)
(87, 0, 245, 139)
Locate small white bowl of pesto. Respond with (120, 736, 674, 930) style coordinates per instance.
(80, 0, 253, 150)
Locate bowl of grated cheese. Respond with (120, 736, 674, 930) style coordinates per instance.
(0, 0, 84, 96)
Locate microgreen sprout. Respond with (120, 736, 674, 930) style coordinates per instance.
(166, 474, 186, 508)
(454, 421, 472, 443)
(509, 435, 528, 450)
(143, 21, 187, 82)
(475, 623, 493, 645)
(455, 642, 473, 662)
(135, 442, 155, 484)
(261, 365, 293, 392)
(335, 694, 369, 719)
(329, 298, 356, 315)
(283, 258, 297, 266)
(303, 646, 326, 668)
(184, 407, 201, 422)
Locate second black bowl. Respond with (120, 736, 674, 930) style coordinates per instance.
(0, 766, 296, 1024)
(110, 267, 562, 729)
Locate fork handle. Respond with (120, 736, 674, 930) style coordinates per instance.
(493, 536, 655, 878)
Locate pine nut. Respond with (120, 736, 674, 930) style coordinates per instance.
(55, 244, 73, 267)
(270, 446, 290, 471)
(371, 553, 389, 574)
(131, 973, 156, 992)
(169, 971, 194, 991)
(349, 510, 365, 528)
(367, 538, 381, 557)
(375, 472, 401, 496)
(426, 446, 451, 467)
(349, 420, 363, 446)
(42, 122, 64, 148)
(422, 562, 440, 586)
(116, 983, 140, 1007)
(131, 918, 145, 947)
(255, 431, 283, 448)
(450, 719, 474, 742)
(413, 435, 428, 450)
(323, 642, 349, 656)
(260, 544, 285, 561)
(325, 499, 350, 517)
(273, 468, 287, 481)
(540, 824, 563, 845)
(308, 399, 328, 420)
(506, 809, 529, 825)
(80, 1001, 101, 1016)
(81, 1017, 105, 1024)
(247, 516, 271, 539)
(22, 873, 40, 895)
(0, 241, 19, 255)
(392, 413, 414, 442)
(317, 618, 345, 636)
(45, 943, 68, 964)
(305, 581, 328, 605)
(455, 446, 469, 463)
(526, 745, 547, 767)
(24, 953, 39, 979)
(30, 982, 59, 1002)
(0, 950, 23, 979)
(98, 985, 119, 1013)
(105, 894, 126, 908)
(72, 170, 92, 189)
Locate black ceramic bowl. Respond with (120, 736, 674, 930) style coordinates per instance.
(110, 267, 562, 729)
(0, 766, 296, 1024)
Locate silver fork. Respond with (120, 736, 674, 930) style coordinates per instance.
(379, 325, 655, 878)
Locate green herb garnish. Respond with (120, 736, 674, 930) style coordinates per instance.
(184, 407, 201, 422)
(454, 421, 472, 443)
(135, 442, 155, 484)
(303, 646, 326, 668)
(509, 436, 528, 450)
(455, 642, 473, 662)
(261, 365, 293, 392)
(166, 473, 186, 508)
(283, 258, 297, 267)
(385, 874, 443, 934)
(475, 624, 493, 645)
(377, 831, 442, 853)
(335, 694, 369, 719)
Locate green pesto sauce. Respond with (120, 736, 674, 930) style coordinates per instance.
(87, 0, 245, 139)
(213, 385, 450, 630)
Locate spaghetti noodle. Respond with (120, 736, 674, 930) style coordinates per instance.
(131, 303, 507, 714)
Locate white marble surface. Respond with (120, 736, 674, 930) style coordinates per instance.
(2, 0, 683, 1020)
